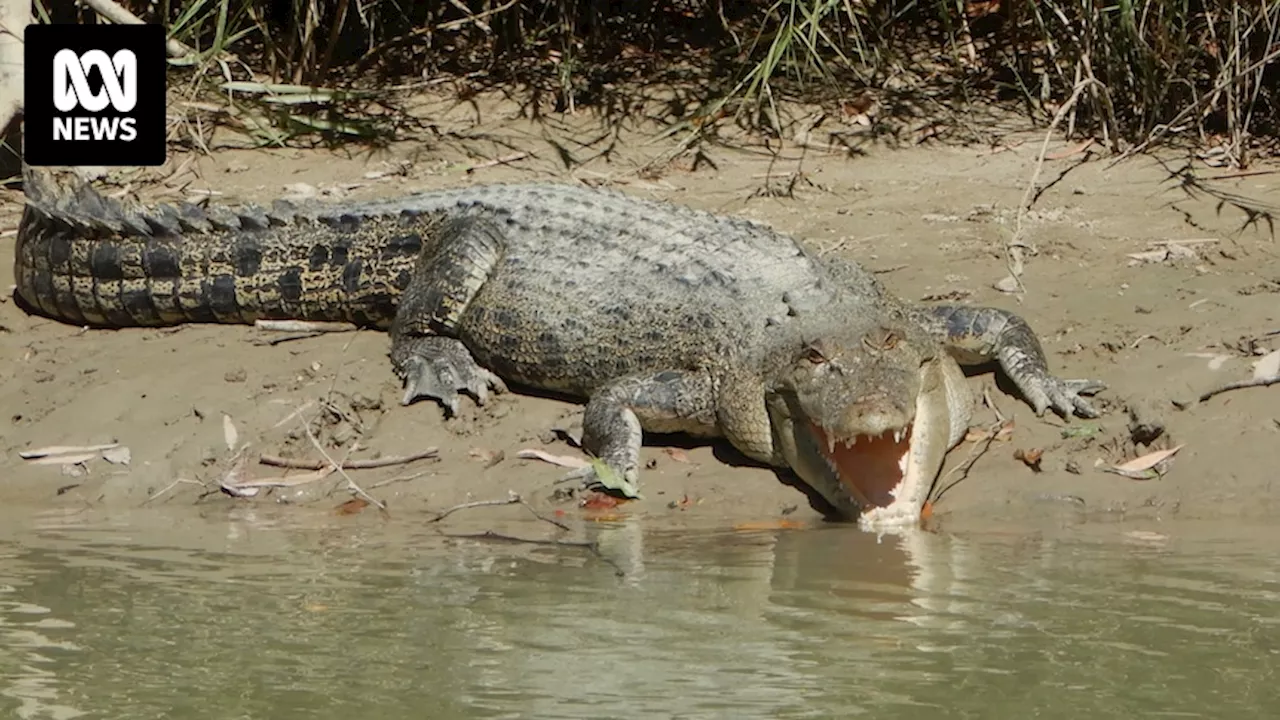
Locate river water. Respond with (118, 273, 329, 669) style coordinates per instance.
(0, 507, 1276, 719)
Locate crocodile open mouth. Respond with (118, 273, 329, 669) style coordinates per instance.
(809, 422, 913, 511)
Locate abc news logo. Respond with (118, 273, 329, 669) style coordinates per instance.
(53, 49, 141, 142)
(25, 24, 166, 166)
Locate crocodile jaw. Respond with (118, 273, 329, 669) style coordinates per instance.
(809, 422, 914, 510)
(774, 361, 953, 527)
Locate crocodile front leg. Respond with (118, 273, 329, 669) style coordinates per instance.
(913, 304, 1106, 418)
(389, 215, 509, 414)
(565, 369, 721, 494)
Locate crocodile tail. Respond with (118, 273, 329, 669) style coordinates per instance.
(14, 164, 428, 328)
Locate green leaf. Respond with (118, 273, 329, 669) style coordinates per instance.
(588, 458, 642, 499)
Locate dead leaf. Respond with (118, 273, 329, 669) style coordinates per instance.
(664, 448, 691, 463)
(27, 453, 96, 466)
(1126, 244, 1198, 265)
(102, 446, 132, 465)
(1014, 447, 1044, 471)
(966, 421, 1015, 443)
(219, 452, 256, 497)
(993, 275, 1021, 293)
(1045, 139, 1095, 160)
(1252, 349, 1280, 381)
(282, 182, 318, 200)
(1096, 444, 1185, 480)
(516, 448, 589, 469)
(222, 414, 239, 452)
(468, 448, 505, 468)
(1124, 530, 1169, 545)
(580, 492, 621, 510)
(19, 443, 118, 459)
(335, 498, 370, 515)
(732, 519, 807, 531)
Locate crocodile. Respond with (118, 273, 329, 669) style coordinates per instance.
(13, 166, 1105, 528)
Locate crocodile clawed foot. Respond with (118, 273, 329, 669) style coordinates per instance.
(1025, 375, 1108, 419)
(393, 337, 508, 415)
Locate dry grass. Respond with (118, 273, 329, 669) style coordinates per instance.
(36, 0, 1280, 161)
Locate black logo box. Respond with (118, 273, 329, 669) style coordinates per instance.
(24, 23, 167, 167)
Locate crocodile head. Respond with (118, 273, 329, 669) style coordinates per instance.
(765, 322, 968, 528)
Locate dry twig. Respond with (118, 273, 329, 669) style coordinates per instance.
(1174, 376, 1280, 409)
(1007, 79, 1100, 293)
(296, 414, 386, 511)
(259, 448, 438, 470)
(426, 491, 572, 532)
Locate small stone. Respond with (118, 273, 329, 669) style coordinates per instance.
(224, 368, 247, 383)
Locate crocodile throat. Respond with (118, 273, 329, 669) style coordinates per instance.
(809, 422, 913, 511)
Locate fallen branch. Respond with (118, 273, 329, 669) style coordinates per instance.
(259, 448, 439, 470)
(1174, 375, 1280, 409)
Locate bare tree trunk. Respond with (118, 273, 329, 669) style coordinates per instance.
(0, 0, 27, 180)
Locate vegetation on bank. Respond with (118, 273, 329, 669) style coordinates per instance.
(36, 0, 1280, 164)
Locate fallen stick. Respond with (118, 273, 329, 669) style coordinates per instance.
(226, 467, 336, 490)
(1174, 376, 1280, 409)
(466, 152, 529, 173)
(427, 494, 521, 523)
(1206, 169, 1280, 180)
(259, 448, 439, 470)
(426, 491, 573, 532)
(368, 469, 434, 489)
(254, 319, 358, 333)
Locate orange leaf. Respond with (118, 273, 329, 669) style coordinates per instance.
(732, 519, 807, 531)
(580, 492, 621, 509)
(335, 498, 369, 515)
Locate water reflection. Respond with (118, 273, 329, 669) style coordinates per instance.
(0, 509, 1277, 719)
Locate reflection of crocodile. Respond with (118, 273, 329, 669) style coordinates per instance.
(14, 167, 1104, 527)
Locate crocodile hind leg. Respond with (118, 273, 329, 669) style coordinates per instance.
(912, 304, 1106, 418)
(389, 215, 509, 415)
(563, 369, 720, 494)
